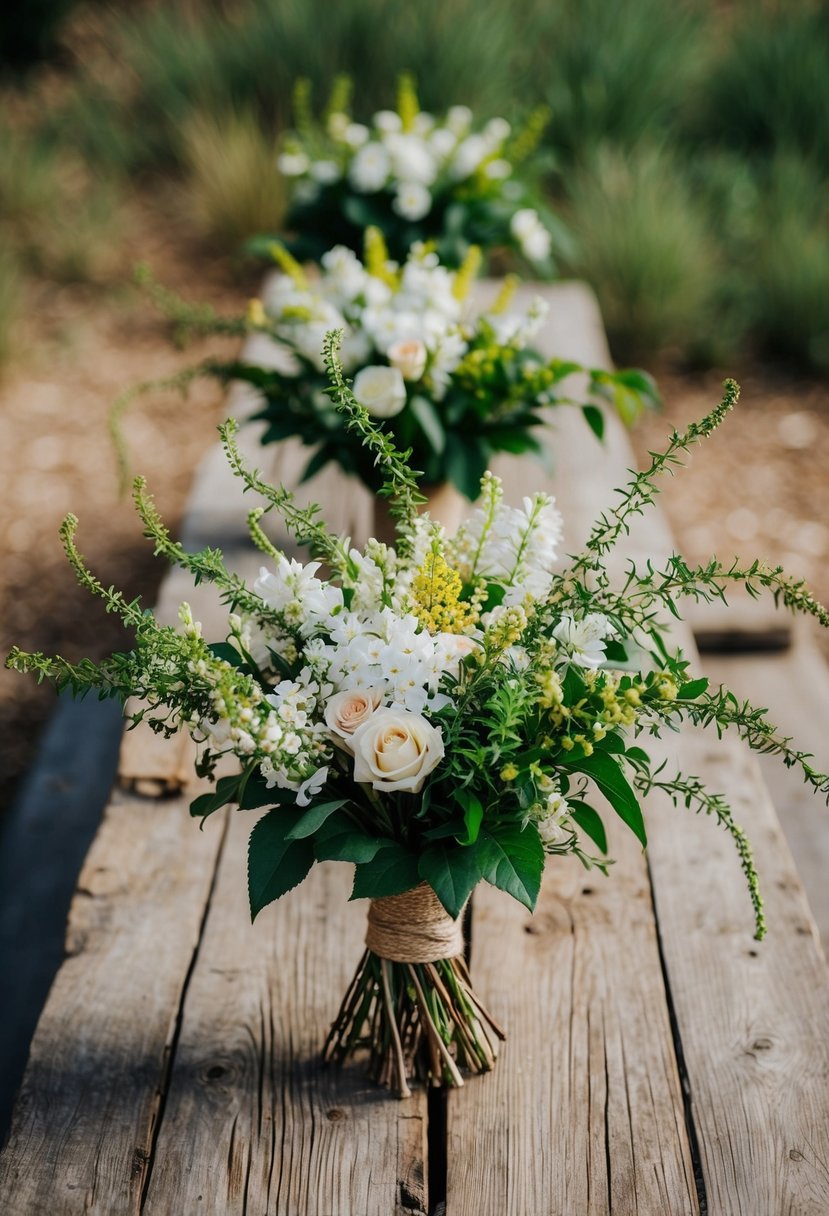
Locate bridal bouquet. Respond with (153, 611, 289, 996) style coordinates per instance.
(141, 233, 657, 504)
(10, 341, 829, 1095)
(258, 74, 569, 272)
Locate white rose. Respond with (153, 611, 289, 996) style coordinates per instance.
(353, 365, 407, 418)
(510, 208, 540, 240)
(388, 338, 427, 381)
(344, 122, 370, 148)
(324, 688, 384, 747)
(451, 134, 488, 179)
(310, 159, 340, 184)
(277, 151, 309, 177)
(374, 109, 403, 134)
(352, 708, 444, 793)
(393, 181, 432, 221)
(446, 105, 473, 135)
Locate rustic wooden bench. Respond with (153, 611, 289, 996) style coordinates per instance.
(2, 283, 828, 1215)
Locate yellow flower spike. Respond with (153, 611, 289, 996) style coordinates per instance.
(246, 298, 267, 328)
(509, 105, 551, 165)
(269, 242, 308, 290)
(411, 552, 476, 635)
(364, 226, 398, 287)
(490, 274, 520, 316)
(397, 72, 420, 132)
(452, 245, 483, 301)
(292, 77, 314, 142)
(500, 763, 519, 783)
(325, 73, 353, 122)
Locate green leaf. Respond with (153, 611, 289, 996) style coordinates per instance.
(189, 772, 243, 821)
(408, 395, 446, 456)
(350, 841, 420, 901)
(455, 789, 484, 845)
(444, 437, 488, 501)
(581, 404, 605, 441)
(285, 799, 348, 840)
(248, 809, 315, 920)
(419, 841, 483, 918)
(314, 813, 388, 863)
(678, 677, 709, 700)
(566, 752, 647, 847)
(477, 823, 544, 911)
(568, 799, 608, 853)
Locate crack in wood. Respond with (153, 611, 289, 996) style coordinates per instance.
(138, 811, 231, 1212)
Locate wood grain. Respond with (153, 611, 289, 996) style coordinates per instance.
(0, 786, 227, 1214)
(142, 813, 428, 1216)
(448, 818, 698, 1214)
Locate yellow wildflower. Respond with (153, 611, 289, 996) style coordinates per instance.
(411, 552, 476, 634)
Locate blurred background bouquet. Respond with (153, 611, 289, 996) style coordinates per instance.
(260, 74, 567, 272)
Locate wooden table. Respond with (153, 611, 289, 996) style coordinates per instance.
(2, 284, 828, 1215)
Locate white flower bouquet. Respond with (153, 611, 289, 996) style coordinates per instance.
(134, 233, 657, 506)
(255, 74, 569, 273)
(11, 342, 829, 1095)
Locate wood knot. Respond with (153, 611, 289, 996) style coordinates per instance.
(789, 1148, 805, 1161)
(205, 1064, 227, 1080)
(326, 1107, 347, 1122)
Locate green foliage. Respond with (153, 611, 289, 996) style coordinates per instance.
(248, 807, 316, 919)
(520, 0, 704, 163)
(0, 241, 20, 367)
(179, 108, 287, 251)
(564, 146, 720, 361)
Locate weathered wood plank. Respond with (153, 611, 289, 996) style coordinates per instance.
(699, 633, 829, 952)
(142, 813, 428, 1216)
(0, 786, 227, 1214)
(646, 733, 829, 1216)
(448, 819, 698, 1214)
(545, 355, 829, 1210)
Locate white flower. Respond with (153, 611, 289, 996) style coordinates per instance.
(510, 208, 552, 263)
(553, 614, 614, 670)
(538, 793, 572, 845)
(388, 338, 427, 381)
(429, 128, 457, 160)
(310, 159, 340, 184)
(485, 117, 511, 144)
(324, 688, 384, 746)
(484, 158, 511, 180)
(451, 134, 489, 179)
(446, 105, 473, 135)
(351, 708, 444, 793)
(374, 109, 403, 134)
(353, 365, 407, 418)
(385, 134, 437, 185)
(393, 181, 432, 221)
(349, 143, 391, 192)
(277, 151, 309, 177)
(296, 765, 329, 807)
(344, 122, 370, 148)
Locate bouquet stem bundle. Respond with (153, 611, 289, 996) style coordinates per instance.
(324, 887, 505, 1095)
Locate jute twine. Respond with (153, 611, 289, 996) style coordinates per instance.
(366, 883, 465, 963)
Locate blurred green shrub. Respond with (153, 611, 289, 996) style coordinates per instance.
(694, 2, 829, 173)
(564, 147, 720, 362)
(180, 109, 286, 250)
(520, 0, 704, 164)
(0, 241, 20, 366)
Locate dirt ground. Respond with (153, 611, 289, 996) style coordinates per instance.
(2, 228, 828, 812)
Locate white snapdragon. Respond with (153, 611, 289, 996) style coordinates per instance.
(552, 614, 615, 670)
(344, 122, 370, 148)
(373, 109, 403, 134)
(254, 559, 343, 634)
(538, 792, 573, 846)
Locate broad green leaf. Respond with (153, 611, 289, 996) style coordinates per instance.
(477, 824, 544, 911)
(285, 799, 348, 840)
(568, 799, 608, 854)
(581, 404, 605, 441)
(566, 752, 647, 847)
(455, 789, 484, 845)
(314, 813, 388, 863)
(419, 842, 484, 918)
(409, 395, 446, 456)
(678, 677, 709, 700)
(248, 809, 315, 920)
(189, 772, 243, 821)
(350, 842, 420, 901)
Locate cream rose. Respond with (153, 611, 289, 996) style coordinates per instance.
(388, 338, 427, 381)
(353, 365, 407, 418)
(351, 708, 444, 794)
(324, 688, 383, 747)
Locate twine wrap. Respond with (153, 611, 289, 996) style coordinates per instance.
(366, 883, 465, 963)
